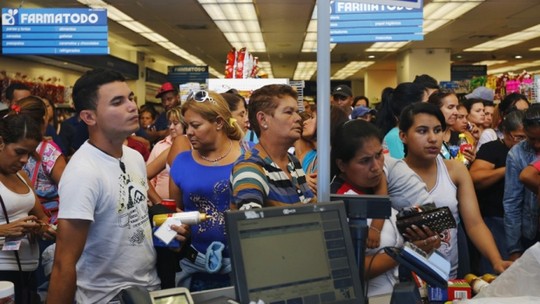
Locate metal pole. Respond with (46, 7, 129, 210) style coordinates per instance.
(316, 0, 331, 202)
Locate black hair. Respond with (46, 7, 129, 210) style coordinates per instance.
(399, 102, 447, 133)
(499, 93, 529, 116)
(221, 92, 247, 113)
(399, 103, 446, 156)
(331, 119, 383, 179)
(5, 82, 31, 102)
(352, 95, 369, 108)
(375, 82, 424, 135)
(483, 100, 495, 108)
(248, 84, 298, 137)
(461, 98, 484, 113)
(500, 110, 525, 133)
(413, 74, 439, 90)
(0, 114, 42, 144)
(15, 95, 47, 127)
(72, 69, 126, 114)
(427, 89, 456, 108)
(523, 104, 540, 130)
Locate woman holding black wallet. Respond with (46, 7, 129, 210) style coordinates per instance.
(398, 102, 512, 278)
(0, 108, 56, 303)
(330, 119, 441, 297)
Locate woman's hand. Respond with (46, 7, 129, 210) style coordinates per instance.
(1, 215, 40, 238)
(403, 225, 441, 253)
(462, 147, 476, 164)
(492, 259, 513, 274)
(170, 224, 191, 242)
(36, 220, 57, 240)
(306, 172, 317, 195)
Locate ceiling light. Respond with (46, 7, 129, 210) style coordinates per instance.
(465, 24, 540, 52)
(488, 60, 540, 74)
(301, 7, 337, 52)
(366, 42, 409, 52)
(77, 0, 223, 77)
(258, 61, 274, 78)
(474, 60, 507, 66)
(331, 61, 374, 80)
(515, 55, 523, 59)
(367, 55, 375, 59)
(199, 0, 267, 52)
(530, 47, 540, 51)
(456, 55, 463, 59)
(293, 62, 318, 80)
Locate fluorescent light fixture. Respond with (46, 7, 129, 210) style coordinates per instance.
(515, 55, 523, 59)
(118, 21, 152, 33)
(77, 0, 224, 78)
(366, 42, 409, 52)
(199, 0, 267, 52)
(465, 24, 540, 52)
(474, 60, 508, 66)
(301, 7, 336, 52)
(331, 61, 374, 79)
(531, 47, 540, 51)
(293, 62, 318, 80)
(488, 60, 540, 74)
(258, 61, 274, 78)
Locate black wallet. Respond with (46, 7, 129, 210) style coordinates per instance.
(396, 203, 457, 235)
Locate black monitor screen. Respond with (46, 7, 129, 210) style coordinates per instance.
(226, 202, 363, 304)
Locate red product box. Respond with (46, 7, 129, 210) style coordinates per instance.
(428, 279, 471, 302)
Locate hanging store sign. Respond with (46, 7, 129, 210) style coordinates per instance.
(1, 8, 108, 55)
(330, 0, 423, 43)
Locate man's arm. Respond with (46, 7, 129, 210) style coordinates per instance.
(47, 218, 91, 304)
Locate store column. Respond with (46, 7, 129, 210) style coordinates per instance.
(135, 51, 147, 107)
(396, 48, 451, 84)
(364, 69, 397, 106)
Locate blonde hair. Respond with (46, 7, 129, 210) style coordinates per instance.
(167, 106, 184, 126)
(181, 90, 243, 140)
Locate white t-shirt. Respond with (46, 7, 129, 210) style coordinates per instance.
(59, 142, 160, 303)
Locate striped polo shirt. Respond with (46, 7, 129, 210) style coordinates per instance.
(231, 144, 315, 209)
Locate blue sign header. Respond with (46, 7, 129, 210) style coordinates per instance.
(2, 8, 109, 55)
(2, 8, 107, 26)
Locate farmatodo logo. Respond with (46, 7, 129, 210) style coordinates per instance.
(2, 9, 18, 26)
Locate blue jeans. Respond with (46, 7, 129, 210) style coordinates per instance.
(479, 217, 508, 274)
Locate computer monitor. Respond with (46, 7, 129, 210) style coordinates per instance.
(149, 287, 194, 304)
(225, 201, 364, 304)
(329, 194, 391, 220)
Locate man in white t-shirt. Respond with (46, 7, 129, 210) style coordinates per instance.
(47, 69, 187, 303)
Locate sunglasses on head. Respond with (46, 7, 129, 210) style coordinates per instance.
(189, 90, 217, 105)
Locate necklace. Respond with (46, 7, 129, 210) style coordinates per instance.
(88, 141, 126, 173)
(198, 140, 232, 165)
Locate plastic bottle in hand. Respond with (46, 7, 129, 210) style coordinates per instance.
(457, 133, 472, 167)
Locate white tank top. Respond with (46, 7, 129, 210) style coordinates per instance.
(429, 156, 459, 278)
(0, 173, 39, 271)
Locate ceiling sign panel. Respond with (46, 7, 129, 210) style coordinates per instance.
(330, 0, 424, 43)
(2, 8, 109, 55)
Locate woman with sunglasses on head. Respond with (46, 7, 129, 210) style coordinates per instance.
(399, 102, 511, 278)
(231, 84, 315, 209)
(170, 90, 242, 291)
(503, 104, 540, 262)
(0, 109, 55, 303)
(469, 110, 525, 274)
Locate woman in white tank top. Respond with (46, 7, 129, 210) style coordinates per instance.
(0, 109, 56, 301)
(397, 102, 512, 278)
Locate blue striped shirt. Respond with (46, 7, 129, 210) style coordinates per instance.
(230, 144, 315, 209)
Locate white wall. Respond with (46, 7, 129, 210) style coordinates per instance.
(397, 48, 451, 84)
(364, 69, 397, 105)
